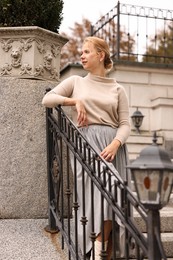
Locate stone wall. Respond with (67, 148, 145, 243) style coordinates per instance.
(109, 65, 173, 160)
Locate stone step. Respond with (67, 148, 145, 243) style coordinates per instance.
(140, 232, 173, 258)
(134, 205, 173, 233)
(132, 192, 173, 259)
(127, 258, 173, 260)
(0, 219, 68, 260)
(128, 232, 173, 259)
(169, 193, 173, 205)
(162, 232, 173, 258)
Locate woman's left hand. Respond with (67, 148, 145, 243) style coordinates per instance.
(100, 139, 121, 162)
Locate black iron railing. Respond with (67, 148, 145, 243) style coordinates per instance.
(44, 103, 152, 260)
(91, 1, 173, 65)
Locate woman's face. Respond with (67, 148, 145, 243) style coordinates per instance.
(80, 41, 101, 72)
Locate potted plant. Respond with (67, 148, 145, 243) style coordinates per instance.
(0, 0, 68, 81)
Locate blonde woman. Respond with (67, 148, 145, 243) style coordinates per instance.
(42, 36, 131, 259)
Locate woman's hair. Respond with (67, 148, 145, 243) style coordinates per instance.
(83, 36, 113, 70)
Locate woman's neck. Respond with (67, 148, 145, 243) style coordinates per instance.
(89, 68, 106, 78)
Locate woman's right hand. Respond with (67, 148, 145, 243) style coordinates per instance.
(62, 97, 88, 127)
(75, 100, 88, 126)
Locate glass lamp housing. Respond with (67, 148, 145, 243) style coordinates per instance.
(128, 137, 173, 209)
(133, 169, 173, 209)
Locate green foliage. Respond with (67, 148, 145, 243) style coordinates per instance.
(60, 18, 91, 69)
(143, 23, 173, 64)
(0, 0, 64, 32)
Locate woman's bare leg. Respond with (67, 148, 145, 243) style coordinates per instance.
(107, 235, 112, 260)
(94, 220, 112, 260)
(96, 220, 112, 242)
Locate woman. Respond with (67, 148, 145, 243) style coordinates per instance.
(42, 36, 131, 259)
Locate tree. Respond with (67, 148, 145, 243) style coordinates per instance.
(60, 18, 136, 69)
(60, 18, 91, 69)
(0, 0, 64, 33)
(93, 18, 136, 62)
(142, 22, 173, 64)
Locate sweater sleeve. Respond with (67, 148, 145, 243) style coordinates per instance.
(114, 85, 131, 144)
(42, 76, 75, 108)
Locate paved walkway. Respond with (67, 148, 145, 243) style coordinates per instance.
(0, 219, 68, 260)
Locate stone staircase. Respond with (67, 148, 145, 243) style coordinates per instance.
(134, 194, 173, 259)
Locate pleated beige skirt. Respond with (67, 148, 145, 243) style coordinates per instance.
(70, 125, 131, 255)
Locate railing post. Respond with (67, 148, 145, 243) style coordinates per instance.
(45, 89, 59, 234)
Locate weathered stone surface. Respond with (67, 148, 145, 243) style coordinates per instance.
(0, 26, 68, 81)
(0, 77, 56, 218)
(0, 26, 68, 218)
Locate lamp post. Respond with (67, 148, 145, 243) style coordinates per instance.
(127, 132, 173, 260)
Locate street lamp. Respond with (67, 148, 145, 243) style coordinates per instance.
(127, 132, 173, 260)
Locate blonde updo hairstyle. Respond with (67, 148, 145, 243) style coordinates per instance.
(83, 36, 113, 70)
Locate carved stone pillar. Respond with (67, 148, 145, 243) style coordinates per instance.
(0, 27, 68, 218)
(0, 26, 68, 81)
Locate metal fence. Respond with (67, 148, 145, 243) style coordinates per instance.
(91, 1, 173, 66)
(44, 103, 153, 260)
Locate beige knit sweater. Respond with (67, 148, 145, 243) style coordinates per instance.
(43, 73, 130, 144)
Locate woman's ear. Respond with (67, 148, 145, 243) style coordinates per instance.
(99, 51, 105, 62)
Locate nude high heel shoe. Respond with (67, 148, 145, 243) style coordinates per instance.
(91, 240, 108, 260)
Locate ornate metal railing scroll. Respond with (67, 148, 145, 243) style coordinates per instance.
(91, 1, 173, 66)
